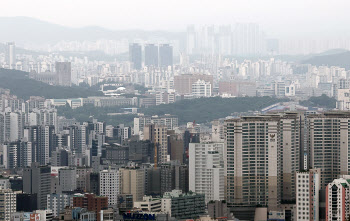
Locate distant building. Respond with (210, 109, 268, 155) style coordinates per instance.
(191, 80, 212, 97)
(129, 43, 142, 70)
(145, 44, 159, 67)
(159, 44, 173, 68)
(56, 62, 71, 86)
(174, 74, 213, 95)
(6, 42, 16, 69)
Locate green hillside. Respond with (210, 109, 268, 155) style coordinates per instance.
(0, 68, 103, 100)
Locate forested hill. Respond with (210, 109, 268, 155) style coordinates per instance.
(0, 68, 103, 100)
(142, 96, 287, 124)
(301, 50, 350, 70)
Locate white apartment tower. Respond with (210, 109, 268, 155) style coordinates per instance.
(0, 189, 16, 221)
(189, 142, 225, 203)
(100, 169, 120, 206)
(325, 177, 350, 221)
(296, 169, 320, 221)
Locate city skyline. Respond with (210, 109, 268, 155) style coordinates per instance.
(0, 0, 350, 38)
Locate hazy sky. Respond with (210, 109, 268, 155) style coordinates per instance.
(1, 0, 350, 37)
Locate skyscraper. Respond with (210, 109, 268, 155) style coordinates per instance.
(159, 44, 173, 67)
(145, 44, 159, 67)
(129, 43, 142, 70)
(56, 62, 71, 86)
(23, 163, 51, 209)
(307, 112, 350, 188)
(6, 42, 16, 69)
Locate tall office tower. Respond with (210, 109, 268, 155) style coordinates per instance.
(145, 44, 159, 67)
(159, 44, 173, 67)
(4, 112, 25, 142)
(307, 112, 350, 188)
(0, 189, 16, 220)
(120, 167, 145, 202)
(58, 167, 77, 192)
(296, 169, 320, 221)
(99, 169, 120, 206)
(129, 43, 142, 70)
(56, 62, 71, 86)
(225, 113, 302, 209)
(325, 177, 350, 221)
(23, 163, 51, 209)
(6, 42, 16, 69)
(189, 143, 225, 203)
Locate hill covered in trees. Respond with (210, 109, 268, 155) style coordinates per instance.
(0, 68, 103, 100)
(57, 97, 286, 126)
(301, 50, 350, 70)
(299, 94, 336, 109)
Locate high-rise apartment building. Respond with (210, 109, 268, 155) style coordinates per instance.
(159, 44, 173, 67)
(129, 43, 142, 70)
(6, 42, 16, 69)
(189, 142, 225, 203)
(296, 169, 320, 221)
(23, 163, 51, 209)
(145, 44, 159, 67)
(307, 112, 350, 188)
(99, 169, 120, 206)
(0, 189, 16, 221)
(325, 177, 350, 221)
(225, 113, 302, 209)
(56, 62, 71, 86)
